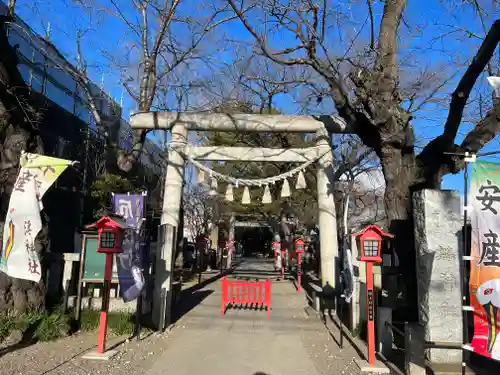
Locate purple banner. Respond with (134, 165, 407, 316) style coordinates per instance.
(112, 193, 145, 302)
(113, 194, 144, 227)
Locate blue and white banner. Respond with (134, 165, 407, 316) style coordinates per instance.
(112, 193, 146, 302)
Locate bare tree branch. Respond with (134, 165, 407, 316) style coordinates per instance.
(441, 19, 500, 147)
(366, 0, 375, 50)
(461, 98, 500, 153)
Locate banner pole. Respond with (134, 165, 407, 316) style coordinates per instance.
(461, 158, 470, 375)
(136, 191, 148, 341)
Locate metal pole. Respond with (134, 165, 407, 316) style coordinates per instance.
(220, 245, 224, 275)
(297, 253, 302, 292)
(75, 234, 87, 322)
(135, 191, 148, 341)
(339, 294, 344, 349)
(79, 126, 90, 227)
(197, 240, 203, 285)
(460, 160, 470, 375)
(159, 288, 166, 332)
(281, 249, 285, 280)
(135, 284, 143, 340)
(339, 191, 350, 350)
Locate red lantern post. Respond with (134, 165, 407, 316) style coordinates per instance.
(86, 216, 126, 356)
(295, 238, 305, 292)
(353, 224, 393, 367)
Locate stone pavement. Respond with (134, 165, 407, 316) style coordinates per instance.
(146, 258, 365, 375)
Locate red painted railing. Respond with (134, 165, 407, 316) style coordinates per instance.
(220, 277, 272, 319)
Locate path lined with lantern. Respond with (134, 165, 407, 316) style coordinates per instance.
(142, 257, 362, 375)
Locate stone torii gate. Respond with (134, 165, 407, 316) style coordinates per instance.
(130, 112, 349, 328)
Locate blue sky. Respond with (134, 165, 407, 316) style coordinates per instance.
(5, 0, 500, 195)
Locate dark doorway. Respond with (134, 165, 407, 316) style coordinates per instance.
(235, 225, 273, 257)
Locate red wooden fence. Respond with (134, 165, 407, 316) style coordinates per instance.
(220, 277, 272, 319)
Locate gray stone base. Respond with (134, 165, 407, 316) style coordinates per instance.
(82, 349, 119, 360)
(68, 296, 137, 312)
(354, 358, 390, 374)
(426, 361, 475, 375)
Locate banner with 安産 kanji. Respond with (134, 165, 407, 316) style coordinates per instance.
(469, 161, 500, 361)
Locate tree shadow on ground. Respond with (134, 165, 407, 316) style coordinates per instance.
(0, 318, 43, 358)
(175, 265, 236, 320)
(171, 289, 214, 324)
(136, 267, 235, 331)
(132, 289, 214, 331)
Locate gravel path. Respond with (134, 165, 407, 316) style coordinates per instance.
(0, 331, 175, 375)
(0, 259, 371, 375)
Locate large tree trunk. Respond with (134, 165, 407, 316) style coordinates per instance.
(380, 145, 420, 321)
(0, 15, 46, 316)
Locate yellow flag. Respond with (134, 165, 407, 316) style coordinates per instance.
(17, 152, 75, 205)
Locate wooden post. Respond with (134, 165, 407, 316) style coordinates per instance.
(97, 253, 113, 353)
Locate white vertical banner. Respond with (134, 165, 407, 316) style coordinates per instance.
(1, 153, 73, 282)
(1, 179, 43, 281)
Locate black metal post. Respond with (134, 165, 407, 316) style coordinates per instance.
(135, 293, 142, 341)
(75, 234, 88, 322)
(139, 221, 152, 338)
(220, 246, 224, 275)
(197, 243, 203, 285)
(460, 160, 470, 375)
(159, 287, 166, 332)
(339, 293, 344, 349)
(135, 192, 148, 341)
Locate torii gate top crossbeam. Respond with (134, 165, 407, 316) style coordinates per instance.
(130, 112, 350, 133)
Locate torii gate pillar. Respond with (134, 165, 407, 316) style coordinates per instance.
(152, 123, 187, 329)
(315, 128, 338, 293)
